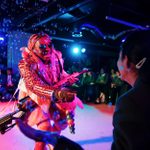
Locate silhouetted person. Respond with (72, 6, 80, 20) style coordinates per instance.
(112, 30, 150, 150)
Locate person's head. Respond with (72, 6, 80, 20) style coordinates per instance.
(100, 68, 104, 74)
(117, 29, 150, 85)
(28, 32, 53, 62)
(7, 68, 13, 75)
(111, 68, 115, 74)
(116, 71, 120, 77)
(87, 71, 92, 76)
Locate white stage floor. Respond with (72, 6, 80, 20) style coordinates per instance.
(0, 102, 115, 150)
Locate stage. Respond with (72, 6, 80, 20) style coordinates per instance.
(0, 101, 115, 150)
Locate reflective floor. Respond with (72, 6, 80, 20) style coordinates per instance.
(0, 101, 115, 150)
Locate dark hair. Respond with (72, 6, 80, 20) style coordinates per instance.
(120, 29, 150, 81)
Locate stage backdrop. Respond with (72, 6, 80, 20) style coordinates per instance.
(7, 31, 31, 74)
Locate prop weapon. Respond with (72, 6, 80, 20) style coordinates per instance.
(0, 96, 30, 134)
(54, 69, 88, 88)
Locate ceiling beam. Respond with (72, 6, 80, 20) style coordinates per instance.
(106, 16, 147, 30)
(14, 1, 55, 26)
(26, 0, 92, 31)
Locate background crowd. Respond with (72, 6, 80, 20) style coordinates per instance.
(0, 67, 19, 101)
(68, 67, 131, 105)
(0, 56, 131, 105)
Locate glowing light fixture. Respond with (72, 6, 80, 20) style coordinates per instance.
(0, 37, 4, 41)
(73, 47, 79, 54)
(81, 48, 86, 53)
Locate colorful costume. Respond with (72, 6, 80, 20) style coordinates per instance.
(18, 33, 83, 150)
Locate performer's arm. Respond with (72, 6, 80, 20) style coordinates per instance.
(18, 59, 75, 102)
(19, 59, 54, 98)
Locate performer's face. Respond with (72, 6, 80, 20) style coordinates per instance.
(33, 36, 53, 62)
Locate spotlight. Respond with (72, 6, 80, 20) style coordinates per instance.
(0, 37, 4, 44)
(81, 48, 86, 53)
(0, 37, 4, 41)
(121, 38, 126, 43)
(73, 47, 79, 54)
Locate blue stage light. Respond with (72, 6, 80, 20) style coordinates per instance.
(73, 47, 80, 54)
(81, 48, 86, 53)
(0, 37, 4, 41)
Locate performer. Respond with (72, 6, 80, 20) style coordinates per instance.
(17, 33, 83, 150)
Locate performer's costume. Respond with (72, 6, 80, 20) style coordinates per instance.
(18, 39, 83, 149)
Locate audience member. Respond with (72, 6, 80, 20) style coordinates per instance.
(80, 71, 95, 102)
(95, 68, 108, 104)
(0, 68, 7, 101)
(112, 30, 150, 150)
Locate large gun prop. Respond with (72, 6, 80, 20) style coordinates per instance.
(0, 109, 20, 134)
(54, 69, 88, 88)
(0, 96, 32, 134)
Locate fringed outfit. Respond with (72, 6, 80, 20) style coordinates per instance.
(18, 48, 83, 149)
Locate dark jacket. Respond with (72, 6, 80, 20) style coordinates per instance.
(112, 78, 150, 150)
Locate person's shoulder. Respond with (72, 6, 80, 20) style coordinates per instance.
(18, 58, 34, 67)
(18, 59, 25, 65)
(116, 88, 135, 109)
(53, 49, 62, 58)
(19, 58, 29, 65)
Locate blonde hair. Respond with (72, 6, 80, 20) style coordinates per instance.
(27, 33, 51, 51)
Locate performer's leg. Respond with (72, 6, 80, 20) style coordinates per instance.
(33, 108, 51, 150)
(34, 122, 50, 150)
